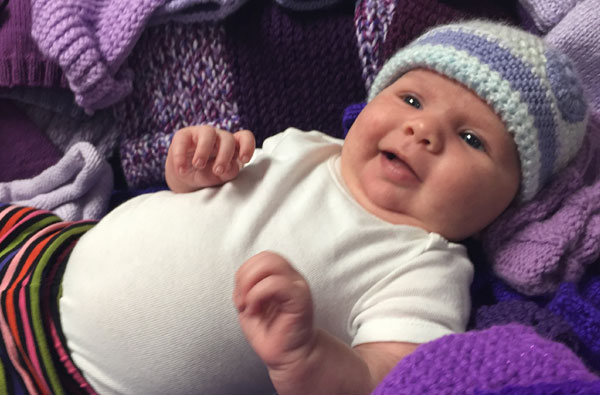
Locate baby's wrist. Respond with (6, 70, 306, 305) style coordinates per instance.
(267, 330, 319, 385)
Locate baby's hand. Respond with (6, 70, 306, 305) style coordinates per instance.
(234, 251, 316, 374)
(165, 125, 255, 192)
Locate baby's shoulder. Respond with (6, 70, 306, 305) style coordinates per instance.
(262, 128, 343, 154)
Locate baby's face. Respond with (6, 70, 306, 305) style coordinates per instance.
(341, 69, 521, 241)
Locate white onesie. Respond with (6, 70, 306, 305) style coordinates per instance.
(61, 128, 473, 394)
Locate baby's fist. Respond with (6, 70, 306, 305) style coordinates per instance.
(165, 125, 255, 192)
(234, 251, 316, 369)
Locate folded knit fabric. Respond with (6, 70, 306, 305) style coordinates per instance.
(474, 300, 580, 352)
(0, 0, 65, 88)
(457, 1, 600, 295)
(469, 262, 600, 372)
(22, 100, 119, 159)
(517, 0, 577, 33)
(0, 87, 120, 159)
(0, 142, 113, 221)
(373, 324, 598, 394)
(548, 279, 600, 371)
(482, 114, 600, 295)
(0, 99, 62, 182)
(30, 0, 167, 112)
(150, 0, 248, 24)
(482, 380, 600, 395)
(151, 0, 344, 24)
(274, 0, 342, 11)
(543, 0, 600, 119)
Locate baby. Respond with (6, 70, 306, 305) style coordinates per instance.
(58, 20, 587, 394)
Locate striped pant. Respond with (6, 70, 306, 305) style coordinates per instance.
(0, 205, 97, 395)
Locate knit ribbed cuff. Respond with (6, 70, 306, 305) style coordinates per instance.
(0, 58, 65, 88)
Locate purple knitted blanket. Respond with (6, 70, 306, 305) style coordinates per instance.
(373, 324, 599, 394)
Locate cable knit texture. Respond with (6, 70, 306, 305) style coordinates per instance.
(0, 0, 65, 87)
(30, 0, 167, 112)
(368, 20, 589, 202)
(373, 324, 598, 394)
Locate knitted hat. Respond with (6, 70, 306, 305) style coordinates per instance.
(368, 20, 588, 202)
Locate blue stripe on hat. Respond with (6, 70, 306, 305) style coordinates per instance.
(416, 30, 557, 184)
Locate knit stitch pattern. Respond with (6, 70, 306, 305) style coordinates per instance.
(224, 1, 364, 145)
(30, 0, 166, 112)
(518, 0, 578, 33)
(544, 0, 600, 120)
(353, 0, 397, 90)
(373, 324, 598, 395)
(482, 115, 600, 295)
(368, 20, 588, 202)
(0, 0, 65, 88)
(151, 0, 248, 23)
(116, 1, 365, 188)
(469, 260, 600, 372)
(474, 300, 580, 352)
(114, 21, 239, 188)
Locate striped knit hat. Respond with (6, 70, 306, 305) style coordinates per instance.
(368, 20, 588, 202)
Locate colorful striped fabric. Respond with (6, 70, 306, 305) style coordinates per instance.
(0, 205, 97, 395)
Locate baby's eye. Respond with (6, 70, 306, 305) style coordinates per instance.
(402, 95, 421, 109)
(460, 131, 485, 151)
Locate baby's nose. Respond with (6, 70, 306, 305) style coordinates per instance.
(404, 118, 444, 153)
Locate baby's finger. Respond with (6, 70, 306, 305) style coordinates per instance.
(212, 130, 237, 175)
(235, 252, 297, 306)
(192, 125, 218, 169)
(170, 128, 196, 172)
(242, 274, 306, 316)
(234, 130, 256, 164)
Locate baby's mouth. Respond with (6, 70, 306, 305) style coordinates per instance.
(381, 150, 420, 181)
(384, 151, 399, 161)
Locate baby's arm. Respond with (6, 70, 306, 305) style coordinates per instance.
(165, 125, 255, 193)
(233, 251, 418, 395)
